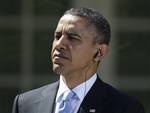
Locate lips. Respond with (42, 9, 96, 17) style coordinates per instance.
(54, 54, 67, 59)
(53, 53, 69, 60)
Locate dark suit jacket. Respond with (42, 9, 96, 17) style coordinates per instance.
(12, 77, 145, 113)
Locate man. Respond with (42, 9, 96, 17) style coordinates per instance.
(12, 7, 145, 113)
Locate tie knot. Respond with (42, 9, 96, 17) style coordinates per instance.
(62, 90, 78, 101)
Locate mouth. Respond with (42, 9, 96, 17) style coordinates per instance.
(53, 54, 69, 60)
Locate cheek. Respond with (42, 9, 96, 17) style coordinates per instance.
(72, 48, 93, 63)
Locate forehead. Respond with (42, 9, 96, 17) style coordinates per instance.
(56, 15, 89, 30)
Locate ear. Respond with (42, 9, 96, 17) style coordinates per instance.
(94, 44, 109, 62)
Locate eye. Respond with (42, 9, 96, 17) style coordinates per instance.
(54, 32, 61, 40)
(67, 33, 81, 41)
(68, 36, 77, 40)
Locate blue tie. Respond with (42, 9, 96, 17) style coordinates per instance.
(58, 91, 78, 113)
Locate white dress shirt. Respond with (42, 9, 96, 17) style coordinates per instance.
(54, 74, 97, 113)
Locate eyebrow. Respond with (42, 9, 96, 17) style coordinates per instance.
(67, 31, 81, 39)
(54, 31, 61, 34)
(54, 29, 82, 39)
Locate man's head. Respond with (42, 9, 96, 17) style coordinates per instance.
(51, 7, 111, 76)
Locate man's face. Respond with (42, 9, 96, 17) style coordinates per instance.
(51, 15, 98, 75)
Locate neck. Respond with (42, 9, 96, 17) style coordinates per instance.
(61, 64, 97, 89)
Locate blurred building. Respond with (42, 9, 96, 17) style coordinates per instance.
(0, 0, 150, 113)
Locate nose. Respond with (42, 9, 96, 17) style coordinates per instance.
(54, 35, 68, 50)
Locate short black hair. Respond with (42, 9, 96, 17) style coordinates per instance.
(64, 7, 111, 45)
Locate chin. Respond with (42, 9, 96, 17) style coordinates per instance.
(53, 64, 64, 75)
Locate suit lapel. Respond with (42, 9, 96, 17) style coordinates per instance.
(78, 77, 108, 113)
(37, 81, 59, 113)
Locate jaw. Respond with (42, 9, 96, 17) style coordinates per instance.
(52, 63, 65, 75)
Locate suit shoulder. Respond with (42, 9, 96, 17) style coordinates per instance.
(103, 82, 136, 102)
(18, 81, 59, 103)
(102, 82, 145, 112)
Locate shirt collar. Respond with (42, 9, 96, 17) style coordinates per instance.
(73, 74, 97, 102)
(55, 74, 97, 103)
